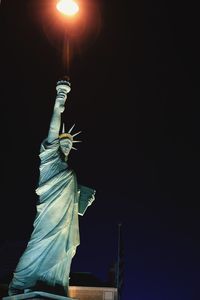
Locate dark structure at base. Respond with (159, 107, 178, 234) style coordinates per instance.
(3, 290, 76, 300)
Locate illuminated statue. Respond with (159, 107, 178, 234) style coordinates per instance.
(8, 79, 95, 297)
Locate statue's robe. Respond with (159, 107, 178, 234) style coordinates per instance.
(8, 138, 95, 295)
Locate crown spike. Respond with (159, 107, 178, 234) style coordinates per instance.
(73, 140, 82, 143)
(72, 131, 81, 138)
(72, 146, 77, 150)
(62, 123, 65, 134)
(68, 124, 75, 134)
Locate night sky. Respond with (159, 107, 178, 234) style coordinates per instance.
(1, 1, 200, 299)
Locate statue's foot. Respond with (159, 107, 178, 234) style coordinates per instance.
(24, 288, 33, 293)
(8, 286, 23, 296)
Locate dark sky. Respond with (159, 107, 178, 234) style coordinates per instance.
(1, 0, 200, 299)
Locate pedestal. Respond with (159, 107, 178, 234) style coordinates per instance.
(2, 291, 77, 300)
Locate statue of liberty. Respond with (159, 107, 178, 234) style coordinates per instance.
(8, 78, 95, 297)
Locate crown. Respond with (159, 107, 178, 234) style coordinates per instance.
(59, 123, 81, 150)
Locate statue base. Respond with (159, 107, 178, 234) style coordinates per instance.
(2, 291, 77, 300)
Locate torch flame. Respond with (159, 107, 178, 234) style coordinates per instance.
(56, 0, 79, 16)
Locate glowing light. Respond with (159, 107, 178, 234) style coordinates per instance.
(56, 0, 79, 16)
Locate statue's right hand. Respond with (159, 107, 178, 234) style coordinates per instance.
(54, 90, 67, 112)
(56, 104, 65, 113)
(54, 98, 66, 113)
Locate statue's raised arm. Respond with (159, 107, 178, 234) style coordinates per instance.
(47, 79, 71, 143)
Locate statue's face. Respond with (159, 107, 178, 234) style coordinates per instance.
(60, 138, 72, 157)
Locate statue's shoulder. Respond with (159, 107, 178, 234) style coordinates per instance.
(40, 138, 59, 151)
(39, 138, 60, 161)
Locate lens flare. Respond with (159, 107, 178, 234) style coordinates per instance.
(56, 0, 79, 16)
